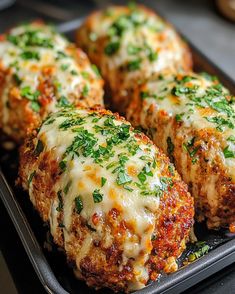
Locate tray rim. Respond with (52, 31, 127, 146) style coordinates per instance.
(1, 14, 235, 294)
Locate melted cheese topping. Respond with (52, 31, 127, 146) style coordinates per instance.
(87, 6, 188, 90)
(30, 108, 177, 290)
(0, 22, 102, 121)
(138, 73, 235, 181)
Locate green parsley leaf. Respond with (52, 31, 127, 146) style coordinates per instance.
(59, 160, 67, 172)
(223, 146, 235, 158)
(93, 189, 103, 203)
(101, 177, 107, 187)
(138, 171, 146, 184)
(63, 180, 72, 194)
(127, 44, 142, 55)
(75, 196, 83, 214)
(117, 171, 132, 185)
(31, 101, 40, 112)
(20, 86, 40, 101)
(91, 64, 101, 77)
(57, 96, 71, 107)
(175, 113, 184, 122)
(28, 170, 36, 185)
(13, 73, 22, 86)
(34, 140, 44, 156)
(167, 137, 175, 162)
(227, 135, 235, 142)
(82, 84, 89, 97)
(104, 41, 120, 55)
(20, 51, 40, 60)
(60, 63, 70, 71)
(127, 58, 141, 71)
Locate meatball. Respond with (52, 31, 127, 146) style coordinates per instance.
(19, 107, 194, 292)
(127, 72, 235, 229)
(76, 5, 192, 113)
(0, 22, 104, 142)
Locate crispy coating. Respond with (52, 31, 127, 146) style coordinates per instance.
(0, 22, 104, 142)
(19, 107, 194, 292)
(127, 72, 235, 229)
(76, 5, 192, 113)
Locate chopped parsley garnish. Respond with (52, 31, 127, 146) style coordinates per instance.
(140, 91, 150, 99)
(56, 51, 68, 59)
(57, 96, 71, 108)
(200, 72, 218, 82)
(60, 63, 70, 71)
(127, 58, 141, 71)
(20, 51, 40, 60)
(104, 41, 120, 55)
(172, 85, 198, 96)
(101, 177, 107, 187)
(81, 71, 89, 79)
(75, 196, 83, 214)
(63, 180, 72, 194)
(205, 116, 234, 132)
(28, 170, 36, 185)
(59, 160, 67, 172)
(91, 64, 101, 77)
(175, 113, 184, 122)
(187, 241, 210, 262)
(13, 73, 22, 86)
(56, 190, 63, 212)
(160, 177, 173, 191)
(31, 101, 40, 112)
(223, 146, 235, 158)
(81, 84, 89, 97)
(117, 171, 132, 185)
(34, 139, 44, 156)
(59, 117, 84, 130)
(183, 137, 199, 164)
(7, 29, 54, 48)
(70, 70, 78, 75)
(93, 189, 103, 203)
(54, 80, 62, 92)
(127, 44, 142, 55)
(168, 164, 175, 176)
(227, 135, 235, 142)
(55, 110, 164, 197)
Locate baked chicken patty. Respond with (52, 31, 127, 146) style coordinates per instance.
(0, 22, 104, 142)
(76, 5, 192, 113)
(127, 72, 235, 229)
(19, 107, 194, 292)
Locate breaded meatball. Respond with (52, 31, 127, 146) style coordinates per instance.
(19, 107, 194, 292)
(0, 22, 104, 142)
(76, 5, 192, 113)
(127, 72, 235, 229)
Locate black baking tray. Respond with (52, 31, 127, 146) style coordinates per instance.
(1, 7, 235, 294)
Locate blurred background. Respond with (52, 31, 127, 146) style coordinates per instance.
(0, 0, 234, 78)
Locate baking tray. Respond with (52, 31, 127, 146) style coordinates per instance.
(1, 10, 235, 294)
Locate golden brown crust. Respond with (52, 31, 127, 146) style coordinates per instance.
(19, 107, 194, 292)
